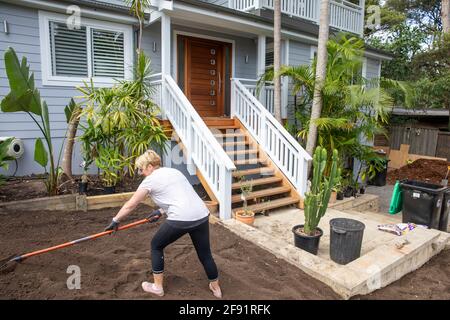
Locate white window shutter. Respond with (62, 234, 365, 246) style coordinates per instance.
(91, 29, 125, 78)
(50, 22, 88, 77)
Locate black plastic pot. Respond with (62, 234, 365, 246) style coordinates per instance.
(359, 187, 365, 194)
(292, 225, 323, 255)
(344, 187, 354, 198)
(78, 182, 88, 194)
(103, 185, 116, 194)
(336, 192, 344, 200)
(330, 218, 365, 265)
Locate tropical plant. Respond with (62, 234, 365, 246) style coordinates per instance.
(78, 52, 167, 183)
(95, 146, 131, 187)
(303, 147, 340, 235)
(0, 47, 76, 195)
(259, 34, 410, 174)
(0, 138, 14, 185)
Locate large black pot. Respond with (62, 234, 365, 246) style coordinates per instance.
(336, 192, 344, 200)
(329, 218, 365, 264)
(292, 224, 323, 255)
(103, 185, 116, 194)
(78, 182, 88, 194)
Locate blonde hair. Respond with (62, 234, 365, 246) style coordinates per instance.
(135, 150, 161, 170)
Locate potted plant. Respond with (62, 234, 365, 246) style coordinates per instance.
(95, 146, 129, 194)
(78, 161, 89, 194)
(234, 177, 255, 225)
(292, 147, 340, 255)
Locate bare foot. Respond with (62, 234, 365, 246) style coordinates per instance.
(142, 281, 164, 297)
(209, 282, 222, 299)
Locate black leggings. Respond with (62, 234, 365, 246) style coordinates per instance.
(151, 220, 219, 281)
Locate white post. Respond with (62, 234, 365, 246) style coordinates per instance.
(161, 13, 171, 77)
(257, 34, 266, 103)
(359, 0, 365, 36)
(219, 168, 232, 219)
(230, 79, 236, 118)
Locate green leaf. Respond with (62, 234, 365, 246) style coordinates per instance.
(34, 138, 48, 168)
(2, 47, 41, 115)
(64, 98, 77, 123)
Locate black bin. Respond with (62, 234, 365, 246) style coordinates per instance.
(329, 218, 365, 265)
(440, 190, 450, 232)
(400, 180, 447, 230)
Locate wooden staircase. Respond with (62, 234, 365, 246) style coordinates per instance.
(204, 117, 301, 216)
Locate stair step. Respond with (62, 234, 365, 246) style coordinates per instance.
(233, 196, 299, 214)
(232, 176, 282, 190)
(232, 186, 291, 203)
(226, 149, 258, 156)
(233, 167, 274, 177)
(214, 133, 246, 138)
(234, 158, 266, 166)
(220, 141, 251, 147)
(208, 125, 239, 130)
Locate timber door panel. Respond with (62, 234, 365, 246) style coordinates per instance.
(181, 36, 230, 117)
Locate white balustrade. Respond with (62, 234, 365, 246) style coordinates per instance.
(150, 73, 162, 109)
(236, 78, 282, 116)
(231, 0, 363, 35)
(162, 75, 236, 219)
(231, 78, 312, 196)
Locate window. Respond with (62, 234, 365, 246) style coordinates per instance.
(39, 11, 133, 86)
(265, 42, 274, 67)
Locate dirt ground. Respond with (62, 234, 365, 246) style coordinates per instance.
(0, 206, 448, 300)
(0, 206, 339, 300)
(0, 175, 209, 202)
(387, 159, 450, 185)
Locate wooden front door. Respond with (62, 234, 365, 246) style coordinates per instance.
(180, 36, 230, 117)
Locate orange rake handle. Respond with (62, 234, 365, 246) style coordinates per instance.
(8, 218, 152, 264)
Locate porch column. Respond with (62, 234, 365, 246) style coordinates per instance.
(161, 13, 171, 77)
(257, 35, 266, 102)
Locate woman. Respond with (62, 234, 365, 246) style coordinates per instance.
(104, 150, 222, 298)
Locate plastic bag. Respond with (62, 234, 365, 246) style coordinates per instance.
(389, 180, 402, 214)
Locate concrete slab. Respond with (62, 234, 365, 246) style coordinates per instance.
(218, 206, 450, 299)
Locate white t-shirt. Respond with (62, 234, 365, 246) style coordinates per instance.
(138, 167, 209, 222)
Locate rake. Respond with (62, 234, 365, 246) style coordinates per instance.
(0, 213, 161, 272)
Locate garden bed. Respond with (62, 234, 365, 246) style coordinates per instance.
(0, 175, 209, 203)
(0, 206, 338, 300)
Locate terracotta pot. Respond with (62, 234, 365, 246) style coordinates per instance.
(329, 191, 337, 203)
(234, 209, 255, 226)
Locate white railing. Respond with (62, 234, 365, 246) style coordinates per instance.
(231, 78, 312, 196)
(150, 73, 162, 108)
(228, 0, 257, 11)
(235, 78, 284, 116)
(230, 0, 364, 35)
(162, 75, 236, 219)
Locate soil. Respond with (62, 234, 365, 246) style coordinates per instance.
(0, 206, 339, 300)
(353, 249, 450, 300)
(387, 159, 450, 185)
(0, 175, 209, 203)
(294, 226, 322, 237)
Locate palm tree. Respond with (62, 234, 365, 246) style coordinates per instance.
(306, 0, 330, 162)
(443, 0, 450, 34)
(124, 0, 151, 52)
(273, 0, 282, 122)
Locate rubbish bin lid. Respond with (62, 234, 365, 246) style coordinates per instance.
(400, 180, 447, 193)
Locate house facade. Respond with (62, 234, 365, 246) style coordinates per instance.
(0, 0, 391, 218)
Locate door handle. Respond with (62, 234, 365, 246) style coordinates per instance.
(218, 71, 222, 95)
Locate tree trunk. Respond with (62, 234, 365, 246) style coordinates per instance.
(61, 106, 82, 179)
(305, 0, 330, 168)
(273, 0, 282, 123)
(443, 0, 450, 33)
